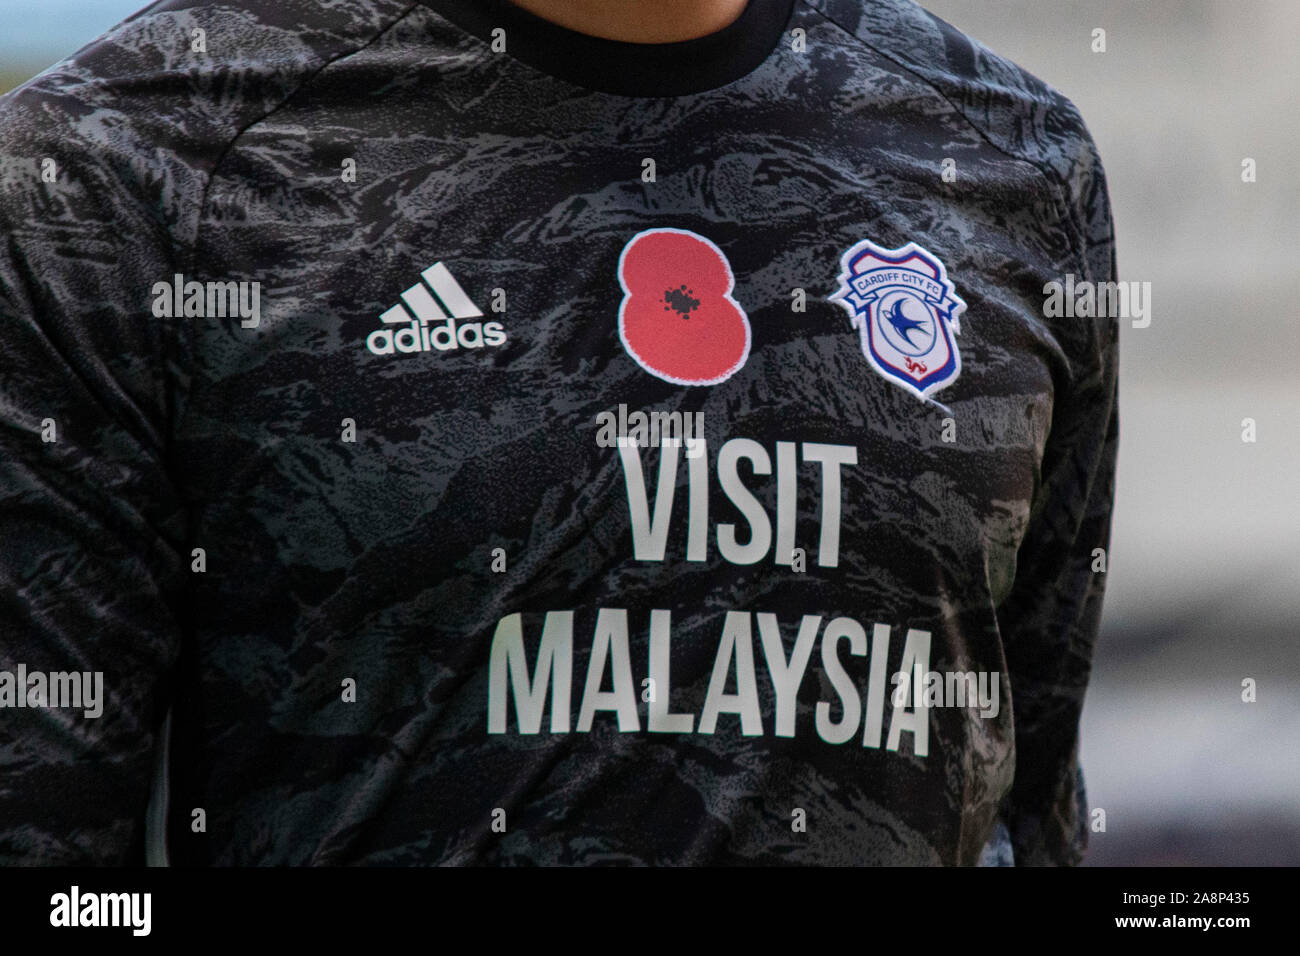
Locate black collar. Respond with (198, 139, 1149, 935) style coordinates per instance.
(419, 0, 797, 97)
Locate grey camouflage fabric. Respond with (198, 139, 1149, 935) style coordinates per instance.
(0, 0, 1117, 865)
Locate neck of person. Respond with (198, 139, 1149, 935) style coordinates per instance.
(504, 0, 753, 43)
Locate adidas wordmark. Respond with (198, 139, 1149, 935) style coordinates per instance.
(367, 262, 506, 356)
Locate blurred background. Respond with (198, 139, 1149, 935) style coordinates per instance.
(2, 0, 1297, 865)
(919, 0, 1300, 866)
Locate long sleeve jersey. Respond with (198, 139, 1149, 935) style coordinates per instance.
(0, 0, 1118, 865)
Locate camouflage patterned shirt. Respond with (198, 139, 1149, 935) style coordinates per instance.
(0, 0, 1118, 865)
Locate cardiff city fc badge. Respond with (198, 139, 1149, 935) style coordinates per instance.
(827, 239, 967, 401)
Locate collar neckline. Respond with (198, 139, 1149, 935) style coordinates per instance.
(420, 0, 797, 97)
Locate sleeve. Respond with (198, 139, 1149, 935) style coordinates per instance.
(996, 109, 1120, 866)
(0, 75, 191, 864)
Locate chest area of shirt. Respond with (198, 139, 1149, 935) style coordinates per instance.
(183, 121, 1059, 589)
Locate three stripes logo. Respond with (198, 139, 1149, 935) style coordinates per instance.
(366, 262, 506, 356)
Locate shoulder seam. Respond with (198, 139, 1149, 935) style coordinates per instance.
(185, 1, 425, 269)
(797, 0, 1085, 275)
(174, 1, 426, 438)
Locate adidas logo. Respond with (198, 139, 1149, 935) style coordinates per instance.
(366, 262, 506, 356)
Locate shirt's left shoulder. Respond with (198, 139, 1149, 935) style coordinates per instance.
(802, 0, 1114, 284)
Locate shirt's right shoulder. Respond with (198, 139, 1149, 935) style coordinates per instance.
(0, 0, 417, 251)
(802, 0, 1114, 287)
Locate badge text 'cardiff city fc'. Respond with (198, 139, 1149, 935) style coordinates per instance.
(828, 239, 967, 401)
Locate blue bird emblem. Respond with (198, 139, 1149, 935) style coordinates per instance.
(827, 237, 968, 401)
(883, 298, 930, 347)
